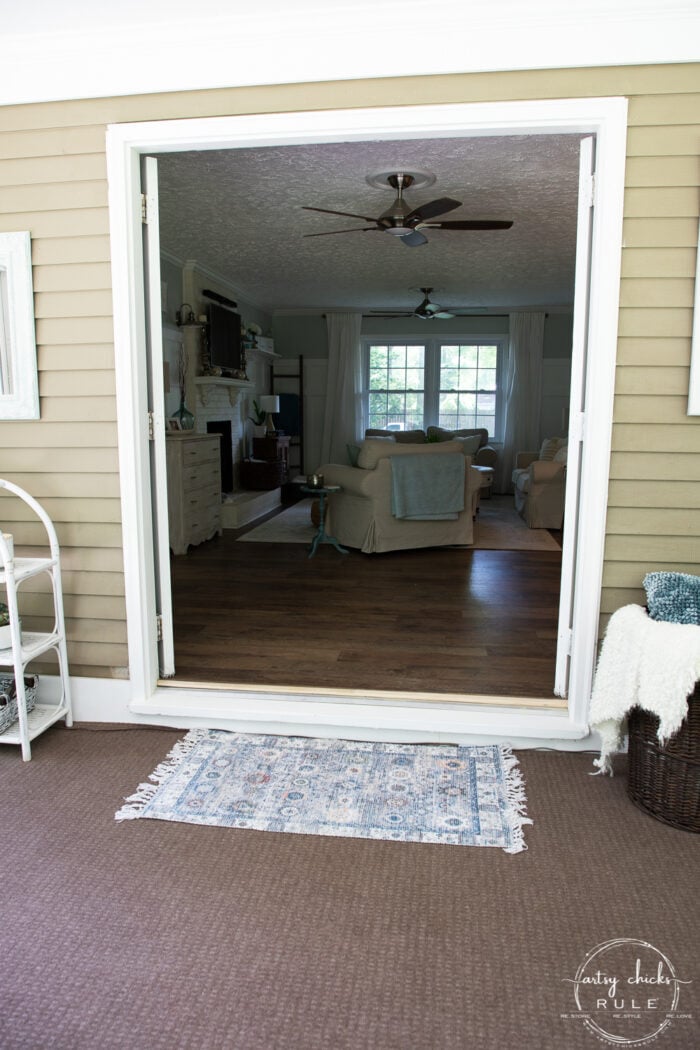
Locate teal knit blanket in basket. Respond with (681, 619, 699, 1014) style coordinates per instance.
(643, 572, 700, 625)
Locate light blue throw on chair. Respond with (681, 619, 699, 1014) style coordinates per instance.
(390, 453, 465, 520)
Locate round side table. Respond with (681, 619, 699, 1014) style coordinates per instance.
(301, 485, 348, 558)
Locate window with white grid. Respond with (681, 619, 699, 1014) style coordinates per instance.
(438, 343, 498, 436)
(366, 343, 425, 431)
(363, 337, 504, 439)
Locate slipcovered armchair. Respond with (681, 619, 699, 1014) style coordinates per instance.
(512, 438, 567, 529)
(319, 439, 482, 554)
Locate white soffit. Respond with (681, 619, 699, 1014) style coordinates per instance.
(1, 0, 699, 106)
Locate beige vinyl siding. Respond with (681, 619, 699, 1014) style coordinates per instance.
(0, 115, 123, 676)
(0, 63, 698, 683)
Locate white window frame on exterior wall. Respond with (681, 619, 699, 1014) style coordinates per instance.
(106, 96, 627, 747)
(0, 232, 40, 421)
(364, 335, 506, 438)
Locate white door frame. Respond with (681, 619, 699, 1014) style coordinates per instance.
(106, 96, 627, 741)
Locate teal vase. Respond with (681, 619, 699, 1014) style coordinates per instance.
(173, 396, 195, 430)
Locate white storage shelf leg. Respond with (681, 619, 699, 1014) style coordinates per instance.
(0, 480, 73, 761)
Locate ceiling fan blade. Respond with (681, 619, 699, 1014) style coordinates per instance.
(399, 230, 428, 248)
(302, 205, 380, 224)
(303, 227, 380, 238)
(421, 219, 514, 231)
(431, 311, 455, 320)
(405, 197, 461, 225)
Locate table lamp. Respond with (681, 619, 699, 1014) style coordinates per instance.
(259, 394, 280, 435)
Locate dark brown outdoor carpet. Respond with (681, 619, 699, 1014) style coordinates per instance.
(1, 724, 698, 1050)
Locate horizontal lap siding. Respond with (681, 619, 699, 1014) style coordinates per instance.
(0, 119, 125, 677)
(0, 64, 697, 680)
(602, 74, 700, 626)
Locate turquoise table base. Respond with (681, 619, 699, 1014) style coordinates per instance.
(302, 486, 348, 558)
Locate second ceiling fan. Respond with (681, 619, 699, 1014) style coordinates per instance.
(302, 173, 513, 248)
(372, 288, 467, 321)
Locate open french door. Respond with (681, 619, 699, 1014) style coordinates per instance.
(141, 156, 175, 677)
(554, 136, 595, 697)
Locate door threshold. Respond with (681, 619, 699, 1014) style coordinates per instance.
(140, 680, 588, 748)
(158, 677, 567, 710)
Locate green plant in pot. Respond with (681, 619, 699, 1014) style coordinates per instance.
(249, 399, 267, 437)
(0, 602, 15, 649)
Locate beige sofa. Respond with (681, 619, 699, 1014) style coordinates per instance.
(365, 426, 498, 470)
(428, 426, 498, 471)
(320, 439, 482, 554)
(511, 437, 567, 529)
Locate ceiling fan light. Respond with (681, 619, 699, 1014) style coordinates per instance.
(385, 226, 413, 237)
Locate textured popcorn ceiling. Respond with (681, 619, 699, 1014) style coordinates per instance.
(156, 134, 582, 315)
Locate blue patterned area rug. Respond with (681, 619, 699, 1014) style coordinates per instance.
(115, 729, 532, 853)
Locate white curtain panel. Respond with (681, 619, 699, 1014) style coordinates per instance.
(320, 312, 363, 464)
(497, 312, 545, 493)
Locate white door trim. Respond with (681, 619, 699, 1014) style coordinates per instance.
(106, 96, 627, 738)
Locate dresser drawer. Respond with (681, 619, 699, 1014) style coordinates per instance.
(181, 460, 220, 493)
(182, 483, 220, 520)
(181, 437, 221, 468)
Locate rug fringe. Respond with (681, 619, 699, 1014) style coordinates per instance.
(499, 745, 533, 854)
(115, 728, 205, 821)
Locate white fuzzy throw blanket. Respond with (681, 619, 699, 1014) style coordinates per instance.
(589, 604, 700, 774)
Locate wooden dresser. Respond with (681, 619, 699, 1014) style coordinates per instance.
(166, 433, 222, 555)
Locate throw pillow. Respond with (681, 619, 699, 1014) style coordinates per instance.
(539, 437, 565, 461)
(553, 445, 568, 464)
(427, 425, 487, 447)
(643, 572, 700, 625)
(452, 434, 482, 456)
(347, 443, 361, 467)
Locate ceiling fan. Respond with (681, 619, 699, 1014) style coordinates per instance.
(302, 173, 513, 248)
(371, 288, 464, 320)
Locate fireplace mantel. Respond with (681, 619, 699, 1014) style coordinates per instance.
(194, 375, 254, 407)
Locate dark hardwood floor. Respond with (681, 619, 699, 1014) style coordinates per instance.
(168, 508, 564, 702)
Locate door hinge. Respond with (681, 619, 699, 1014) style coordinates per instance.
(156, 614, 163, 642)
(147, 411, 155, 440)
(569, 410, 586, 444)
(141, 192, 149, 224)
(559, 627, 573, 656)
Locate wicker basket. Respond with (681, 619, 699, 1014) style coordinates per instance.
(627, 684, 700, 833)
(240, 458, 285, 491)
(0, 674, 38, 734)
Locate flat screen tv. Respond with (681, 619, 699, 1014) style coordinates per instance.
(207, 303, 243, 374)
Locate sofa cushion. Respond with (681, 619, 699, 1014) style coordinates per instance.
(427, 425, 488, 448)
(512, 468, 530, 494)
(358, 437, 464, 470)
(365, 428, 426, 443)
(452, 434, 482, 456)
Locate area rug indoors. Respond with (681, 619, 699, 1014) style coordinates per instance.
(116, 729, 531, 853)
(238, 496, 560, 552)
(238, 498, 317, 544)
(473, 496, 562, 551)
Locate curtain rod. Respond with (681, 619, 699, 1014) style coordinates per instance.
(320, 312, 508, 319)
(319, 313, 549, 319)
